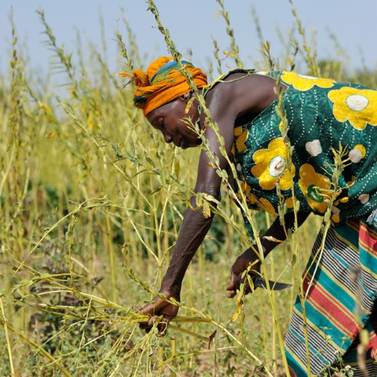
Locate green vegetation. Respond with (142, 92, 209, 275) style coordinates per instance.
(0, 2, 376, 376)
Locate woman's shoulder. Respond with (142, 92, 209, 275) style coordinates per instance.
(203, 68, 277, 103)
(204, 68, 276, 93)
(204, 69, 260, 95)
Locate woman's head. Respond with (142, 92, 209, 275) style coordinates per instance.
(122, 56, 207, 148)
(146, 92, 201, 148)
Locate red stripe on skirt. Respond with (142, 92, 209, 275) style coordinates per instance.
(359, 223, 377, 256)
(303, 276, 359, 338)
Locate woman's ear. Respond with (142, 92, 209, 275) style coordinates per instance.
(179, 92, 195, 114)
(179, 91, 192, 101)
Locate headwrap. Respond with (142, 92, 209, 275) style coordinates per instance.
(120, 56, 208, 115)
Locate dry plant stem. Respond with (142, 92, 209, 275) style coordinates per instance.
(212, 39, 223, 75)
(76, 298, 93, 359)
(120, 9, 142, 68)
(60, 100, 155, 209)
(299, 148, 346, 374)
(158, 346, 237, 367)
(169, 324, 208, 341)
(216, 0, 243, 68)
(107, 330, 156, 377)
(105, 213, 117, 301)
(304, 147, 346, 299)
(202, 312, 271, 374)
(268, 69, 297, 377)
(0, 297, 14, 376)
(116, 32, 134, 71)
(93, 327, 137, 376)
(288, 0, 319, 76)
(277, 86, 310, 374)
(147, 0, 259, 253)
(126, 248, 271, 373)
(37, 9, 79, 97)
(0, 317, 72, 377)
(0, 145, 15, 196)
(146, 2, 287, 375)
(357, 329, 369, 377)
(34, 274, 210, 326)
(16, 199, 108, 272)
(3, 2, 367, 375)
(251, 6, 265, 51)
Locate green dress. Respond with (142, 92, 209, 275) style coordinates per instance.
(230, 70, 377, 376)
(232, 70, 377, 226)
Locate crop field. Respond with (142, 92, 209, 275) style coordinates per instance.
(0, 1, 376, 376)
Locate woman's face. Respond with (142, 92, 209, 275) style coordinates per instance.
(146, 96, 202, 149)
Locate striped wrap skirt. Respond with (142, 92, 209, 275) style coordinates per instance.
(285, 210, 377, 376)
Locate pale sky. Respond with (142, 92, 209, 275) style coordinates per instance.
(1, 1, 377, 78)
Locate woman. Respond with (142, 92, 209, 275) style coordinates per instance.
(123, 56, 377, 376)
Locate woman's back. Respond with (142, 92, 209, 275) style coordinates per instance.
(232, 71, 377, 223)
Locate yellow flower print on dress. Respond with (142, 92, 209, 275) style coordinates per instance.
(238, 182, 258, 205)
(328, 87, 377, 130)
(234, 126, 248, 153)
(284, 196, 297, 209)
(281, 71, 335, 91)
(238, 181, 276, 215)
(298, 163, 331, 214)
(257, 197, 276, 215)
(251, 137, 295, 190)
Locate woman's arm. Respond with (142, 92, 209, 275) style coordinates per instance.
(139, 204, 214, 333)
(159, 202, 214, 297)
(138, 111, 233, 331)
(158, 88, 239, 298)
(139, 73, 279, 330)
(227, 210, 310, 297)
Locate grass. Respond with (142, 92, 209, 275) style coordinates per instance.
(0, 2, 376, 376)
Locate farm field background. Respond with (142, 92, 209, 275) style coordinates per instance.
(1, 1, 376, 376)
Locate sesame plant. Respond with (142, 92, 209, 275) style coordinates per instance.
(0, 2, 376, 376)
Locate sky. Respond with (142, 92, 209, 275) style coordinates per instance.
(1, 0, 377, 78)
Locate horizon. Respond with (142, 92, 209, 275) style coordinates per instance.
(1, 1, 377, 81)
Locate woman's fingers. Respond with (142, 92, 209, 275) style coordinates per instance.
(157, 318, 170, 336)
(138, 300, 161, 332)
(139, 301, 159, 316)
(138, 314, 163, 333)
(226, 278, 236, 292)
(139, 315, 172, 336)
(139, 318, 153, 333)
(226, 289, 236, 298)
(138, 298, 178, 335)
(226, 273, 240, 298)
(227, 271, 257, 298)
(226, 280, 236, 291)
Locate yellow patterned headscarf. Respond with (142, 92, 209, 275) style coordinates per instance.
(120, 56, 207, 115)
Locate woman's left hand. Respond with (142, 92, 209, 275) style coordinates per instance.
(226, 248, 261, 298)
(138, 291, 179, 334)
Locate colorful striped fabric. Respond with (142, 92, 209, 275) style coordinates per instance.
(122, 56, 207, 115)
(285, 217, 377, 376)
(227, 69, 377, 375)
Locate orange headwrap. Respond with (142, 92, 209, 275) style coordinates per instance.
(120, 56, 207, 115)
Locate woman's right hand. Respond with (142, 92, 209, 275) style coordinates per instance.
(226, 248, 261, 298)
(138, 291, 179, 334)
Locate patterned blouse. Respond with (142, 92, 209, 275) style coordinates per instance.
(230, 71, 377, 228)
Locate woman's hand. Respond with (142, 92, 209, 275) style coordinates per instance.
(138, 291, 179, 334)
(226, 248, 261, 298)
